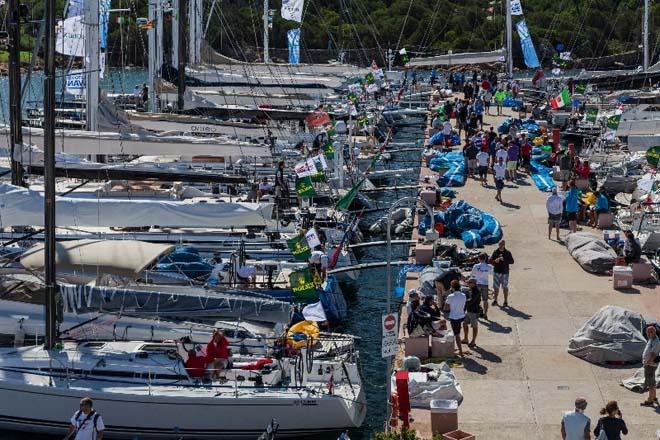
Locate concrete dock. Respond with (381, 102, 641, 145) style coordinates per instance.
(393, 98, 660, 439)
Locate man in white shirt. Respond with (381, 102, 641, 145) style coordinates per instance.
(493, 156, 506, 202)
(495, 144, 508, 164)
(65, 397, 105, 440)
(471, 253, 492, 319)
(476, 149, 490, 185)
(641, 325, 660, 407)
(560, 397, 590, 440)
(444, 287, 466, 357)
(442, 120, 453, 147)
(546, 187, 564, 240)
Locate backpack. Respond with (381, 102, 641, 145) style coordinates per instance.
(73, 410, 100, 437)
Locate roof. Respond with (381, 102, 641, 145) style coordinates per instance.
(20, 239, 174, 280)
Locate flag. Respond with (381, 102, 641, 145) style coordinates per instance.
(287, 234, 311, 261)
(305, 229, 321, 248)
(289, 269, 318, 302)
(305, 109, 331, 128)
(65, 69, 86, 95)
(287, 28, 301, 64)
(336, 179, 365, 210)
(56, 16, 85, 57)
(281, 0, 304, 22)
(575, 83, 586, 94)
(510, 0, 523, 15)
(302, 301, 327, 321)
(559, 52, 572, 61)
(531, 68, 544, 85)
(586, 108, 598, 123)
(550, 88, 571, 109)
(116, 16, 125, 24)
(323, 141, 335, 160)
(295, 176, 316, 198)
(364, 72, 375, 84)
(606, 114, 621, 130)
(515, 20, 540, 68)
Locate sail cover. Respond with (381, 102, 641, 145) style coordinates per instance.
(21, 239, 174, 280)
(0, 184, 272, 228)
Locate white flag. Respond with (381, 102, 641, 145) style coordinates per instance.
(302, 301, 327, 322)
(510, 0, 523, 15)
(559, 52, 572, 61)
(305, 229, 321, 249)
(281, 0, 304, 22)
(65, 69, 86, 95)
(56, 16, 85, 57)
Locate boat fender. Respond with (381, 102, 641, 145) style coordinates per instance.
(389, 393, 399, 428)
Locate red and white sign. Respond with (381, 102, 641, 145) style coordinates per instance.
(381, 313, 399, 358)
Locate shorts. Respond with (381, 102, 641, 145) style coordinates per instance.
(207, 358, 229, 371)
(548, 213, 562, 226)
(644, 365, 658, 388)
(566, 211, 577, 221)
(522, 156, 531, 167)
(478, 165, 488, 176)
(449, 318, 464, 336)
(506, 160, 517, 171)
(465, 312, 479, 328)
(495, 179, 504, 190)
(493, 273, 509, 289)
(559, 170, 571, 182)
(477, 284, 489, 301)
(468, 159, 478, 170)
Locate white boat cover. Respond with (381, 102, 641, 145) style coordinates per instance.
(568, 306, 651, 364)
(20, 239, 174, 279)
(0, 183, 271, 227)
(407, 49, 506, 67)
(565, 232, 617, 274)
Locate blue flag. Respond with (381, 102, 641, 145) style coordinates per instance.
(516, 20, 540, 69)
(288, 28, 301, 64)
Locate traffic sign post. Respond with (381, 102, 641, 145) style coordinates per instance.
(381, 313, 399, 358)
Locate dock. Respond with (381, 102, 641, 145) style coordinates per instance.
(391, 94, 660, 439)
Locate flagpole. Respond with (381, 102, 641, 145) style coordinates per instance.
(643, 0, 649, 72)
(263, 0, 269, 63)
(506, 0, 513, 78)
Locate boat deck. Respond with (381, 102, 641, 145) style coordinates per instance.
(397, 98, 660, 439)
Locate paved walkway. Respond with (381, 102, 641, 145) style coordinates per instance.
(402, 103, 660, 439)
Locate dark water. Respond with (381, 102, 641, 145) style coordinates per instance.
(0, 90, 423, 439)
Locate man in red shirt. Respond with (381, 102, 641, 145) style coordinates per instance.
(185, 348, 207, 378)
(521, 137, 533, 173)
(206, 330, 230, 379)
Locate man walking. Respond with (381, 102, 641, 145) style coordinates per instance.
(547, 187, 564, 240)
(641, 325, 660, 407)
(490, 240, 514, 307)
(65, 397, 105, 440)
(470, 253, 492, 319)
(462, 278, 481, 347)
(476, 147, 490, 185)
(493, 156, 506, 203)
(561, 397, 591, 440)
(565, 180, 580, 233)
(444, 284, 467, 357)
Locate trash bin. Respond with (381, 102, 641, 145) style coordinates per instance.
(430, 399, 458, 435)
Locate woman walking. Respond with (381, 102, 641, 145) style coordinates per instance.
(593, 401, 628, 440)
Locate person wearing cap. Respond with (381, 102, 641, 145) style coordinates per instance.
(236, 264, 257, 287)
(406, 289, 420, 315)
(641, 325, 660, 407)
(561, 397, 591, 440)
(462, 279, 481, 348)
(547, 187, 564, 240)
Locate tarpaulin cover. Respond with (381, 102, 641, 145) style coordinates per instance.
(391, 362, 463, 408)
(429, 152, 466, 187)
(429, 132, 444, 145)
(156, 261, 213, 279)
(621, 366, 660, 392)
(437, 187, 456, 198)
(565, 232, 617, 273)
(419, 200, 502, 248)
(529, 158, 557, 192)
(418, 266, 447, 298)
(568, 306, 651, 364)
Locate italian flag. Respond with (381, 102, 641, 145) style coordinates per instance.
(550, 88, 571, 109)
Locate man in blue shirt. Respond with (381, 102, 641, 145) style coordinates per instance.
(588, 189, 609, 228)
(473, 99, 484, 130)
(564, 180, 580, 233)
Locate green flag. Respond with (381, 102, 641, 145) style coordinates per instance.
(606, 114, 621, 130)
(336, 178, 365, 210)
(575, 83, 586, 94)
(295, 176, 316, 198)
(646, 146, 660, 167)
(495, 90, 507, 102)
(326, 121, 336, 138)
(287, 234, 311, 261)
(586, 108, 598, 123)
(323, 141, 335, 160)
(368, 152, 381, 171)
(310, 172, 326, 182)
(365, 72, 375, 84)
(289, 268, 319, 302)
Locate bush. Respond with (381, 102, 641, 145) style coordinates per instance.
(373, 428, 444, 440)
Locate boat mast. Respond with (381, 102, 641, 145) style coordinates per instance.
(84, 0, 99, 132)
(262, 0, 269, 63)
(506, 0, 513, 78)
(643, 0, 649, 72)
(8, 0, 24, 186)
(44, 0, 59, 349)
(177, 0, 186, 110)
(148, 0, 159, 112)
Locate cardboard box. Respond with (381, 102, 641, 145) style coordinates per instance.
(431, 334, 455, 358)
(420, 189, 437, 206)
(404, 336, 430, 359)
(597, 212, 614, 228)
(613, 265, 633, 290)
(415, 243, 434, 265)
(632, 255, 653, 281)
(430, 399, 458, 435)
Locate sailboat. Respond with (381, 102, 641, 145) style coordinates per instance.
(0, 1, 366, 438)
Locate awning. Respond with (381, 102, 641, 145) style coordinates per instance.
(407, 49, 506, 67)
(20, 239, 174, 280)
